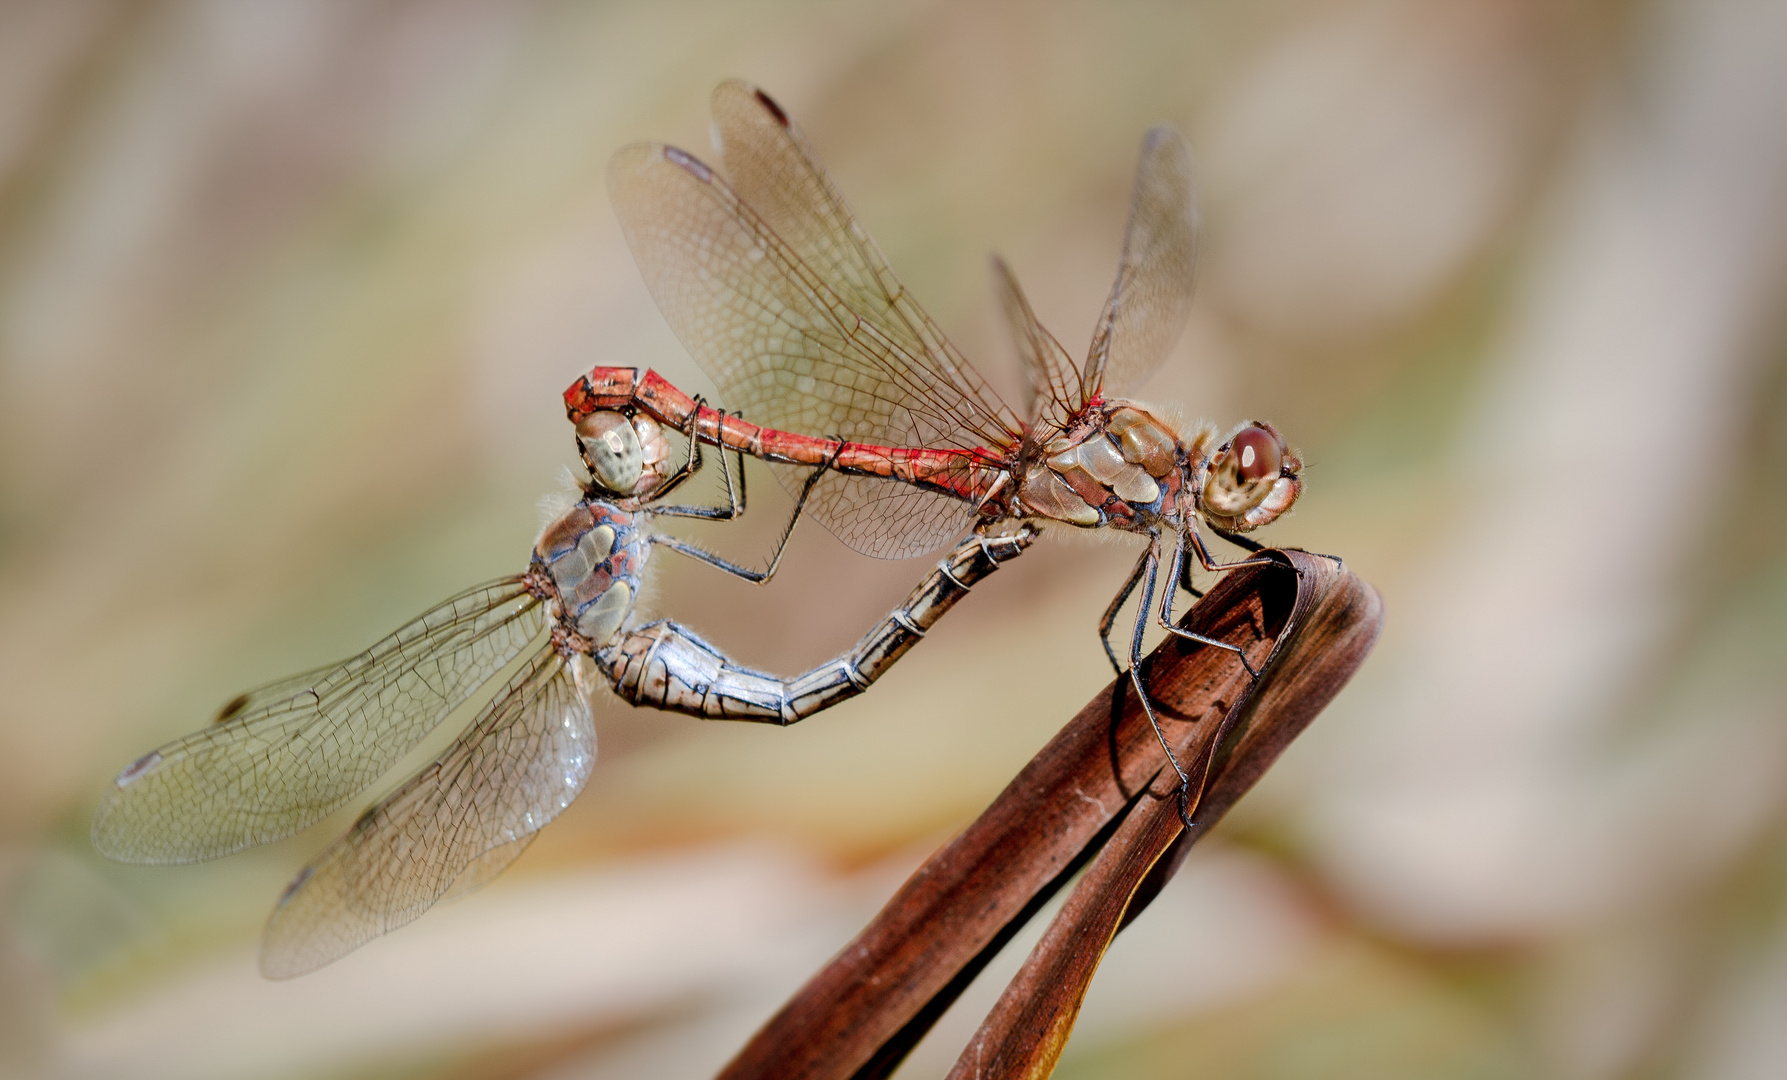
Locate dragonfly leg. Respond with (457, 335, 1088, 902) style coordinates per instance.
(647, 443, 748, 520)
(1160, 529, 1258, 679)
(719, 419, 749, 516)
(1210, 524, 1345, 572)
(638, 396, 710, 504)
(649, 534, 778, 582)
(1177, 537, 1204, 599)
(1188, 523, 1278, 574)
(648, 443, 837, 584)
(705, 411, 758, 520)
(1123, 534, 1201, 830)
(644, 402, 757, 517)
(1098, 545, 1154, 677)
(1209, 525, 1262, 553)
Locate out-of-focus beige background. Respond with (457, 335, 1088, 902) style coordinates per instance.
(3, 0, 1785, 1077)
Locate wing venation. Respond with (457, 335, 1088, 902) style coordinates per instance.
(260, 650, 593, 978)
(92, 578, 545, 864)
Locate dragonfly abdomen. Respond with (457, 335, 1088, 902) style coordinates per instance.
(598, 527, 1033, 724)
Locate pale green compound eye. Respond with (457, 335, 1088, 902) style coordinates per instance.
(577, 411, 645, 494)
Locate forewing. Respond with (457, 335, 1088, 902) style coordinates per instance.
(708, 80, 1019, 442)
(260, 649, 594, 978)
(992, 256, 1078, 450)
(92, 578, 546, 864)
(610, 140, 998, 557)
(1083, 126, 1199, 401)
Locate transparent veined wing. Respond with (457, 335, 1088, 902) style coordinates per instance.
(609, 104, 1020, 559)
(437, 835, 538, 903)
(781, 468, 973, 560)
(991, 255, 1080, 453)
(92, 578, 546, 864)
(707, 79, 1020, 444)
(260, 648, 594, 978)
(1083, 126, 1200, 402)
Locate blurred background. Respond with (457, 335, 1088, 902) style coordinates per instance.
(2, 0, 1785, 1076)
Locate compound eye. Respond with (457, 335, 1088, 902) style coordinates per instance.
(630, 415, 670, 474)
(1232, 425, 1282, 483)
(576, 411, 644, 494)
(1201, 420, 1296, 526)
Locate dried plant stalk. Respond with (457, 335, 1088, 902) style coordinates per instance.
(946, 552, 1382, 1079)
(717, 551, 1382, 1080)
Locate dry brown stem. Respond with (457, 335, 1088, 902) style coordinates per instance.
(716, 551, 1383, 1079)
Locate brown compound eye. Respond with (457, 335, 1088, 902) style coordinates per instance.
(1232, 424, 1282, 482)
(1200, 420, 1300, 530)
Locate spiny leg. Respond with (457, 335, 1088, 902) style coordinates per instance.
(648, 443, 839, 585)
(718, 419, 747, 515)
(1177, 536, 1204, 600)
(645, 403, 746, 516)
(1187, 523, 1278, 575)
(639, 396, 711, 504)
(648, 457, 748, 520)
(1209, 524, 1262, 553)
(1160, 528, 1258, 679)
(1210, 524, 1345, 572)
(1121, 535, 1203, 831)
(677, 409, 750, 519)
(1156, 529, 1276, 826)
(1099, 545, 1155, 677)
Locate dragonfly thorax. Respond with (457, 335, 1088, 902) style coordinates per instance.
(531, 500, 649, 648)
(1018, 402, 1188, 531)
(1013, 405, 1304, 537)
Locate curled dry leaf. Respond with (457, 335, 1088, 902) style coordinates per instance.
(718, 551, 1383, 1080)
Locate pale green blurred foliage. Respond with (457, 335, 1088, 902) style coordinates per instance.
(1, 1, 1784, 1078)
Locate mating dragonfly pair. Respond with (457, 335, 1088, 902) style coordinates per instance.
(94, 80, 1307, 978)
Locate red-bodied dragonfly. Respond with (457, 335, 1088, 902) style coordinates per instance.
(94, 410, 1030, 977)
(565, 80, 1315, 818)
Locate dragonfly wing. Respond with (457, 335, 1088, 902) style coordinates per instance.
(92, 578, 546, 864)
(610, 139, 992, 557)
(439, 834, 537, 903)
(260, 649, 594, 979)
(1083, 126, 1200, 401)
(707, 80, 1020, 444)
(766, 466, 977, 560)
(992, 256, 1078, 450)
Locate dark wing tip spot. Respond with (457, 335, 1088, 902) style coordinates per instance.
(754, 88, 790, 127)
(351, 804, 381, 833)
(663, 145, 712, 182)
(213, 692, 250, 724)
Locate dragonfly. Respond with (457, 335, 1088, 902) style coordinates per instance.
(568, 80, 1314, 818)
(93, 407, 1031, 977)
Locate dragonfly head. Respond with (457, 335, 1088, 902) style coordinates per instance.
(1197, 421, 1302, 532)
(577, 410, 671, 497)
